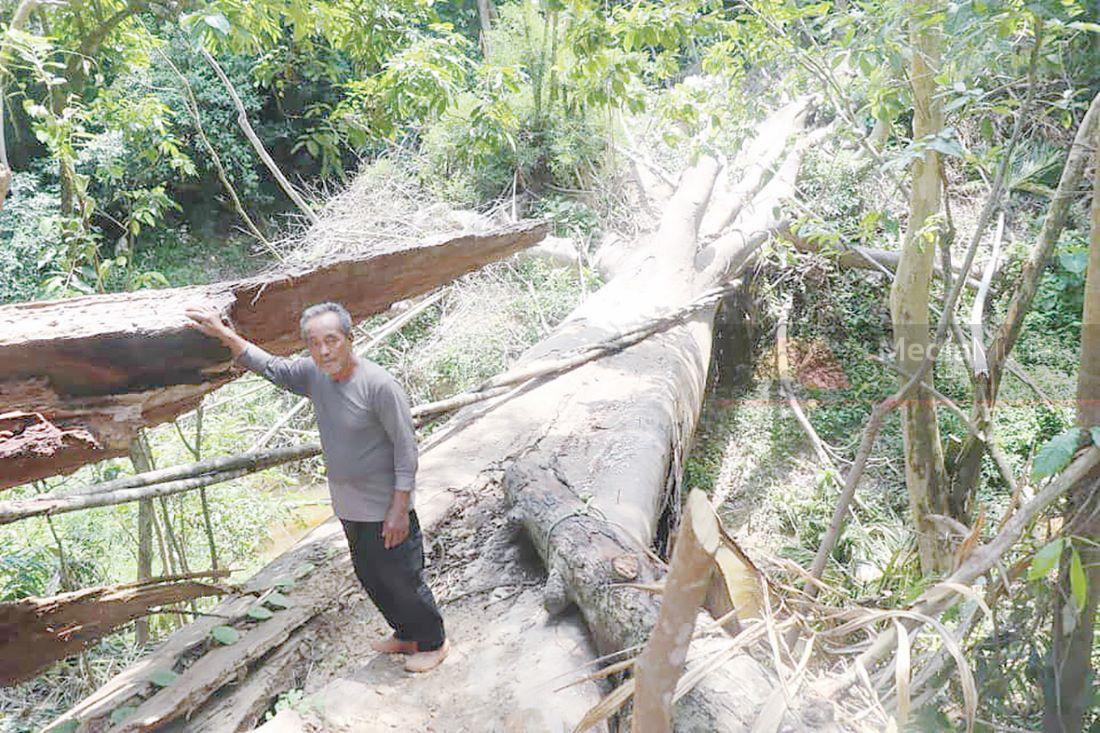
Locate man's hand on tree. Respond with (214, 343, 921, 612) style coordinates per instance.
(382, 493, 411, 549)
(185, 305, 232, 339)
(185, 305, 248, 357)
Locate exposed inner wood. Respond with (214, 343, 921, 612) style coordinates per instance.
(0, 221, 547, 490)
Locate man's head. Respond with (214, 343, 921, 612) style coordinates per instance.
(300, 302, 355, 379)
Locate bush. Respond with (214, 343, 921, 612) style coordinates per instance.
(0, 172, 60, 303)
(418, 1, 608, 205)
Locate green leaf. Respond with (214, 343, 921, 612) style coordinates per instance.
(51, 721, 79, 733)
(1029, 538, 1064, 580)
(1068, 21, 1100, 33)
(274, 575, 296, 590)
(1070, 548, 1088, 611)
(264, 592, 292, 610)
(149, 669, 179, 688)
(247, 605, 274, 620)
(293, 562, 316, 579)
(202, 13, 231, 36)
(1032, 428, 1084, 480)
(927, 135, 964, 158)
(110, 706, 137, 724)
(211, 625, 240, 645)
(1091, 427, 1100, 447)
(1059, 251, 1088, 275)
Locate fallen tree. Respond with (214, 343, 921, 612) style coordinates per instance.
(48, 99, 824, 732)
(782, 223, 984, 289)
(498, 103, 829, 730)
(0, 287, 744, 527)
(0, 570, 230, 686)
(45, 521, 357, 732)
(0, 220, 547, 490)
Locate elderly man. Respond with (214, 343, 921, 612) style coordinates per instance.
(186, 301, 448, 673)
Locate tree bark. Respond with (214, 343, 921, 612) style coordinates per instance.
(0, 221, 546, 489)
(476, 0, 495, 57)
(500, 103, 820, 730)
(44, 521, 354, 732)
(632, 491, 721, 733)
(1043, 113, 1100, 733)
(129, 439, 155, 648)
(892, 3, 951, 573)
(0, 571, 228, 686)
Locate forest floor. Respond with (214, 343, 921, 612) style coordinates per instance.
(252, 484, 606, 733)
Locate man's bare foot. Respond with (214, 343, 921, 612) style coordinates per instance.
(371, 635, 418, 654)
(404, 639, 450, 673)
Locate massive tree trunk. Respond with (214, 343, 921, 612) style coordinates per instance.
(892, 3, 951, 574)
(497, 102, 824, 730)
(1043, 116, 1100, 733)
(0, 221, 546, 490)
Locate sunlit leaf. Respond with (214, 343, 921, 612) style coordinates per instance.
(203, 13, 232, 36)
(150, 669, 179, 688)
(265, 592, 292, 609)
(247, 605, 275, 620)
(1029, 539, 1063, 580)
(1070, 548, 1087, 611)
(110, 706, 137, 724)
(1032, 428, 1084, 480)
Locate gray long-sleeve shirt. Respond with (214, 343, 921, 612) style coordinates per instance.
(237, 344, 418, 521)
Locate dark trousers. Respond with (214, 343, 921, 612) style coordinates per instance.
(340, 511, 446, 652)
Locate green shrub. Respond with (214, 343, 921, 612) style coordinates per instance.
(0, 172, 60, 303)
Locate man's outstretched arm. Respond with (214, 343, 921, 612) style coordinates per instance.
(185, 305, 311, 397)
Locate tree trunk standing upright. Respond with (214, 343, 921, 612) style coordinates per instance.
(949, 93, 1100, 518)
(476, 0, 494, 57)
(1044, 120, 1100, 733)
(892, 1, 951, 573)
(129, 438, 155, 647)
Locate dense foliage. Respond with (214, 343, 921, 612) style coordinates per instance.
(1, 0, 1099, 731)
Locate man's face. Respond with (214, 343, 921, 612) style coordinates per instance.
(303, 312, 354, 378)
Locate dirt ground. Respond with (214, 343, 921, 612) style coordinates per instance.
(253, 487, 610, 733)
